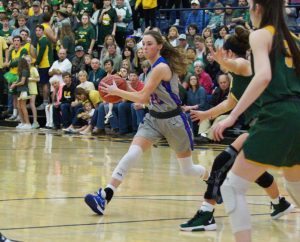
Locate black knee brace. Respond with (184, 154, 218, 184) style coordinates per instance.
(255, 172, 274, 188)
(204, 145, 238, 202)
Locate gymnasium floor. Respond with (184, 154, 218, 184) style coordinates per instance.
(0, 127, 299, 242)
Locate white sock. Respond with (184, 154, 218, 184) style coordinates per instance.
(13, 108, 17, 116)
(271, 196, 280, 205)
(200, 201, 215, 212)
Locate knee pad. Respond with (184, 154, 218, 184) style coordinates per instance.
(255, 172, 274, 188)
(177, 156, 206, 177)
(285, 180, 300, 207)
(204, 146, 238, 202)
(112, 145, 143, 181)
(221, 171, 251, 233)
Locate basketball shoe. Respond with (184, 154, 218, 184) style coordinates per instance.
(0, 232, 12, 242)
(270, 197, 295, 219)
(180, 210, 217, 232)
(84, 188, 106, 215)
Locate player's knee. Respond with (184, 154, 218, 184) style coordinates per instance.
(221, 171, 249, 214)
(255, 172, 274, 188)
(112, 145, 143, 181)
(221, 171, 251, 233)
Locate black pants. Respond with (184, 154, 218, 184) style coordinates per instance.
(144, 8, 157, 28)
(166, 0, 181, 19)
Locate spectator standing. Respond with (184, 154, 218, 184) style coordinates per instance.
(24, 55, 40, 129)
(58, 22, 75, 61)
(10, 58, 31, 130)
(27, 1, 43, 47)
(75, 13, 96, 55)
(97, 0, 117, 47)
(115, 0, 132, 49)
(35, 24, 54, 110)
(135, 0, 157, 28)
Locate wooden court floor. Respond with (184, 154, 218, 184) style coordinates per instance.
(0, 127, 299, 242)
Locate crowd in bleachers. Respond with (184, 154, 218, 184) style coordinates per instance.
(0, 0, 299, 140)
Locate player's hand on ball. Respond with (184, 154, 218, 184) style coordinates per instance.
(101, 80, 119, 95)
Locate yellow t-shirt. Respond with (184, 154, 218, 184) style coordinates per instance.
(28, 66, 40, 95)
(89, 90, 102, 107)
(0, 37, 8, 69)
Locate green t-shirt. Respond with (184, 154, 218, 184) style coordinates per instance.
(76, 1, 93, 19)
(75, 25, 96, 51)
(0, 28, 13, 41)
(98, 8, 117, 45)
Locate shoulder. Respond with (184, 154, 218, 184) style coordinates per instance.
(249, 29, 273, 52)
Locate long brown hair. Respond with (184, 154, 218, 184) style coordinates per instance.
(253, 0, 300, 77)
(17, 57, 30, 77)
(60, 22, 75, 43)
(144, 30, 188, 76)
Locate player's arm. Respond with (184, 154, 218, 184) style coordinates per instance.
(229, 29, 272, 121)
(191, 93, 237, 121)
(102, 63, 171, 104)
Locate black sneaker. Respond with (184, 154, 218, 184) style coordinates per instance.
(0, 232, 13, 242)
(270, 197, 295, 220)
(180, 210, 217, 232)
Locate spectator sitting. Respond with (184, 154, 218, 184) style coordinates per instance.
(100, 35, 121, 64)
(53, 72, 76, 129)
(139, 60, 150, 83)
(284, 0, 298, 32)
(167, 26, 180, 47)
(49, 48, 72, 88)
(45, 79, 64, 129)
(182, 75, 209, 136)
(132, 47, 146, 74)
(103, 59, 116, 77)
(71, 46, 86, 82)
(101, 43, 122, 72)
(202, 26, 214, 39)
(117, 70, 145, 135)
(84, 54, 93, 73)
(63, 87, 92, 133)
(224, 2, 235, 31)
(205, 52, 221, 87)
(214, 25, 229, 48)
(186, 24, 198, 48)
(88, 58, 106, 89)
(185, 0, 210, 34)
(206, 3, 225, 32)
(178, 34, 190, 50)
(77, 70, 95, 91)
(194, 61, 213, 94)
(198, 73, 230, 140)
(231, 0, 250, 29)
(74, 101, 95, 134)
(194, 36, 207, 63)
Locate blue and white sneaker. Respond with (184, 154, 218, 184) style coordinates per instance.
(84, 188, 106, 215)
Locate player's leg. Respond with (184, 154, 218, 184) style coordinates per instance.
(221, 151, 266, 242)
(283, 165, 300, 207)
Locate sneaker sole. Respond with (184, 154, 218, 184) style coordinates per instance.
(180, 223, 217, 232)
(84, 194, 104, 215)
(271, 204, 295, 220)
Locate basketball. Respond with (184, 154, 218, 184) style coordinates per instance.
(98, 75, 127, 103)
